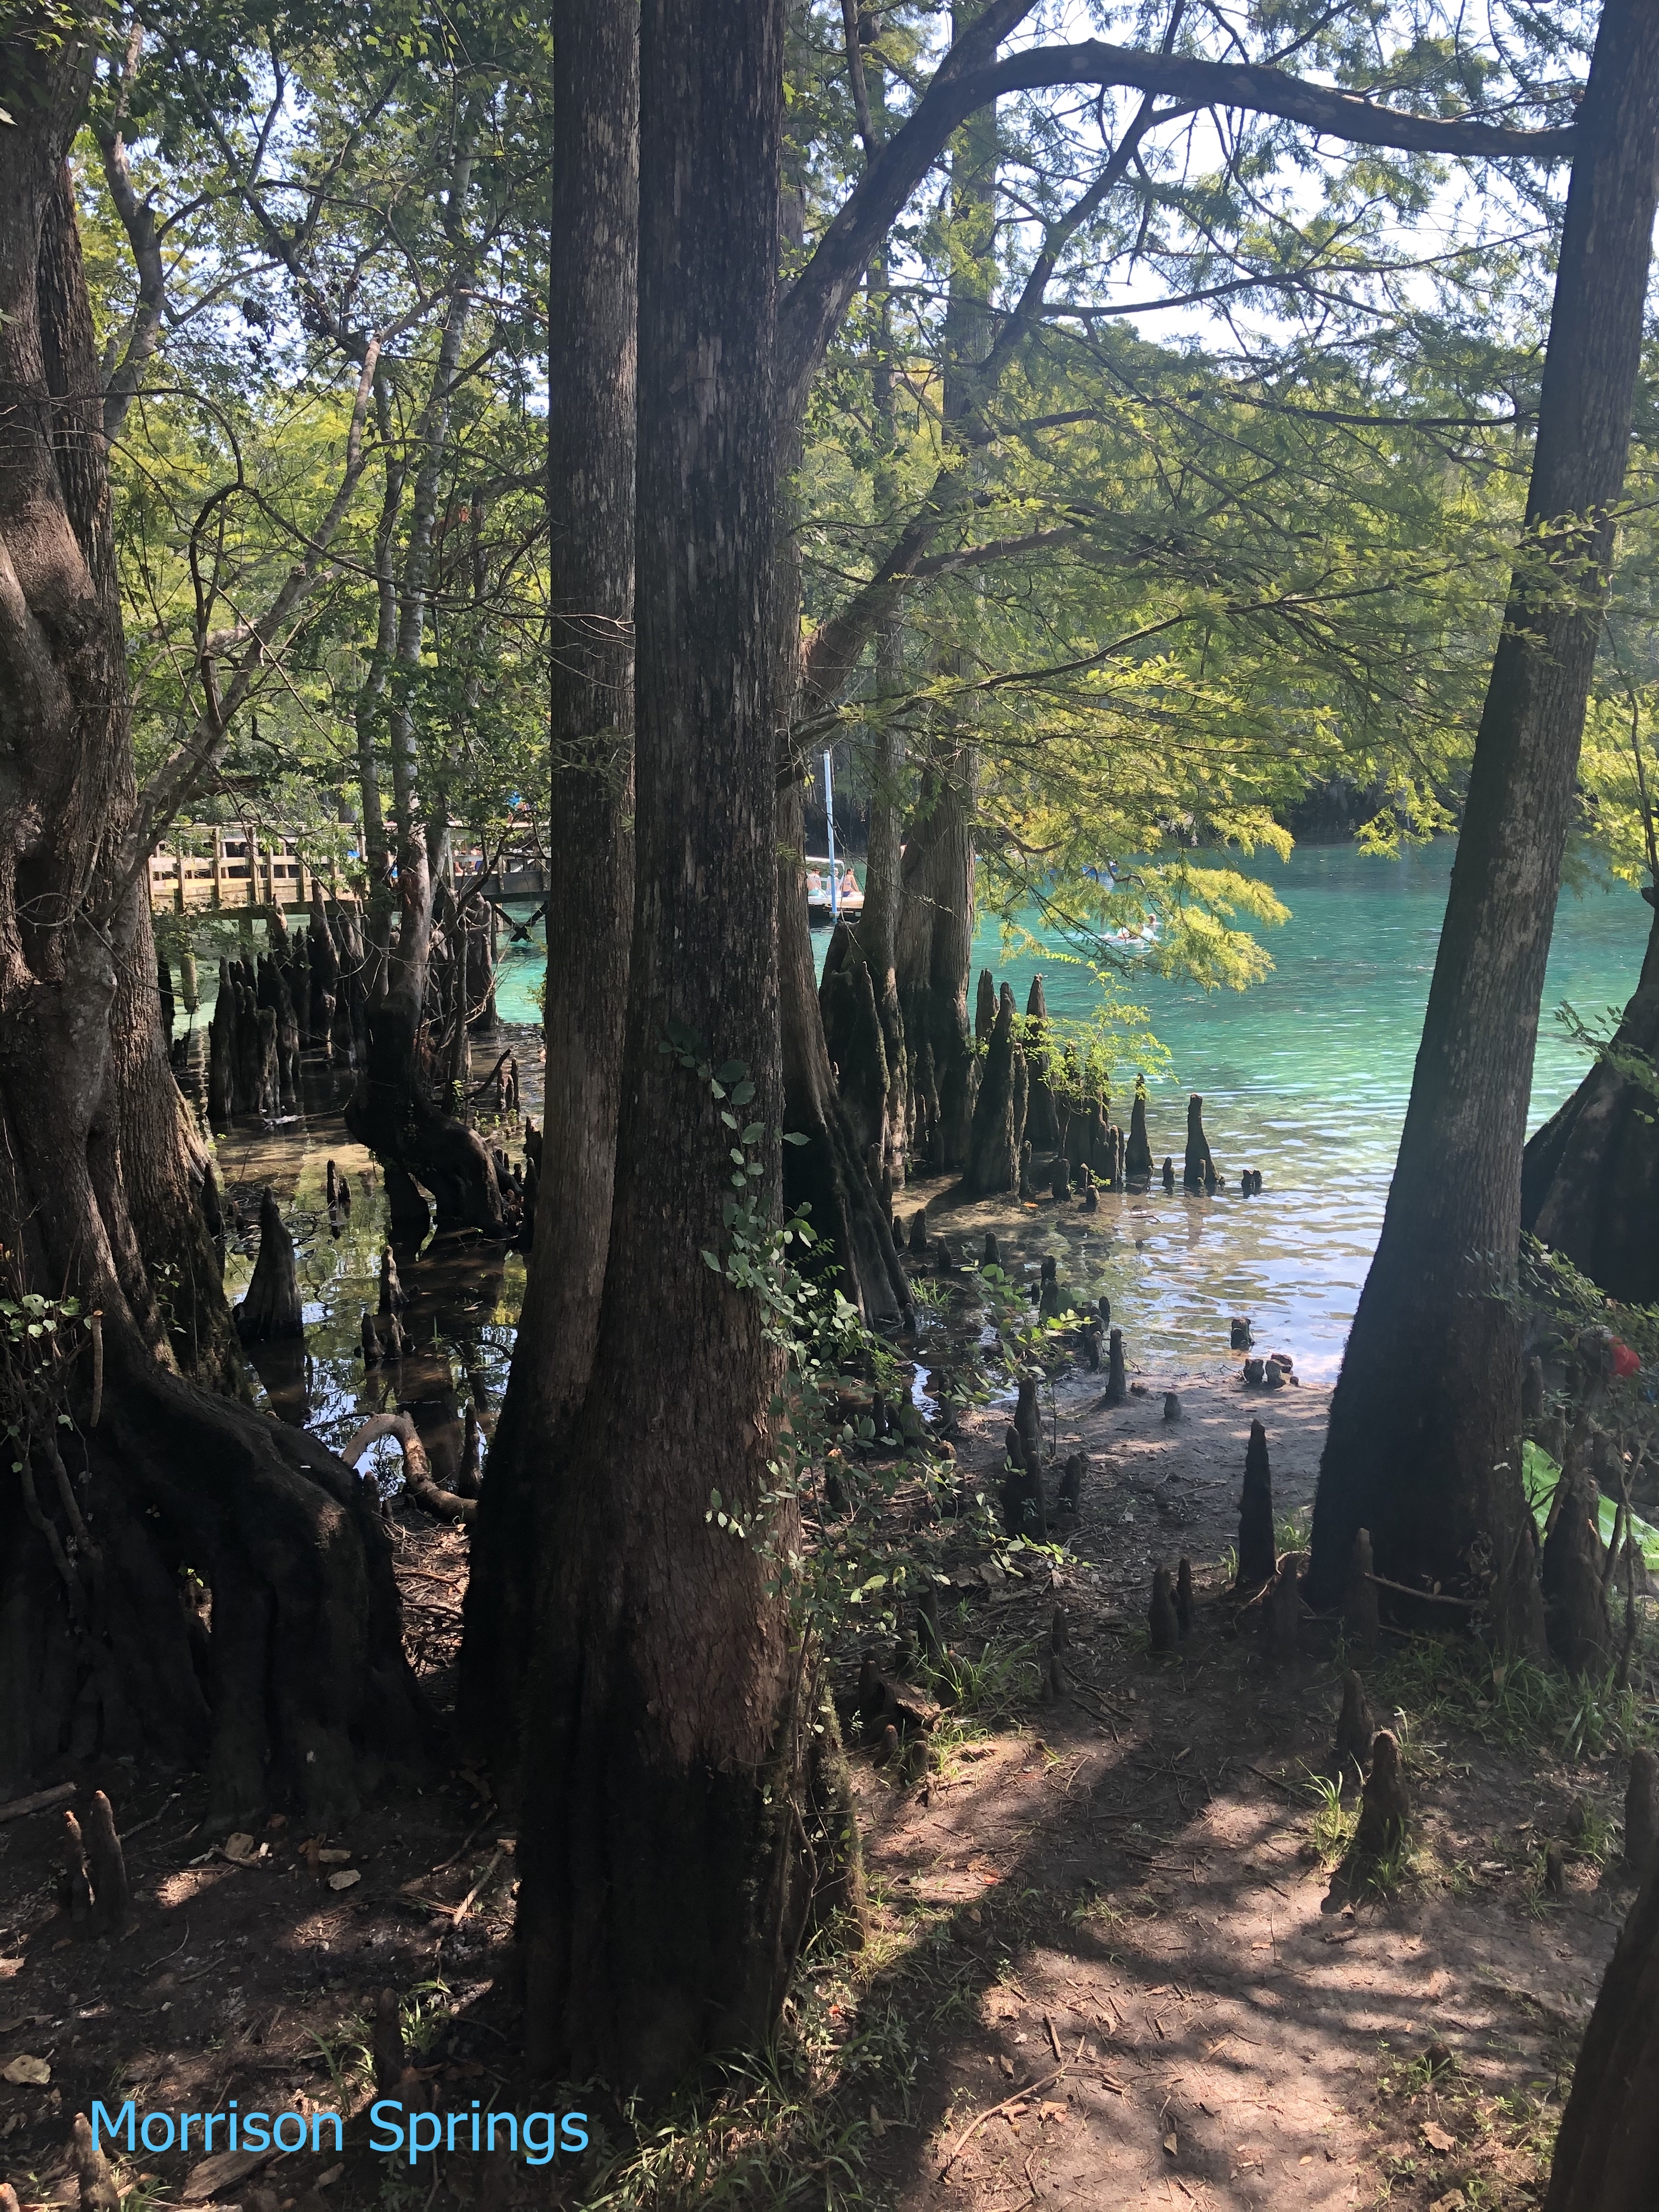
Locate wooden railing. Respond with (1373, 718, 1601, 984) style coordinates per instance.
(146, 833, 356, 916)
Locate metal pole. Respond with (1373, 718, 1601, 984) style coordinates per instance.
(823, 748, 839, 917)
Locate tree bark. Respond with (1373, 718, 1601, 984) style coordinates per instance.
(343, 120, 503, 1234)
(1542, 1858, 1659, 2212)
(460, 0, 639, 1782)
(511, 0, 811, 2091)
(1521, 890, 1659, 1301)
(1307, 0, 1659, 1613)
(0, 38, 428, 1820)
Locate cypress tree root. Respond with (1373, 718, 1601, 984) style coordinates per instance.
(1098, 1326, 1127, 1408)
(1542, 1851, 1659, 2212)
(61, 1807, 92, 1927)
(1182, 1093, 1218, 1192)
(234, 1187, 303, 1344)
(1237, 1420, 1276, 1593)
(1163, 1390, 1182, 1421)
(341, 1413, 477, 1525)
(1626, 1747, 1658, 1880)
(1176, 1557, 1194, 1637)
(1124, 1084, 1153, 1189)
(1334, 1671, 1376, 1775)
(72, 2112, 121, 2212)
(1148, 1566, 1179, 1655)
(81, 1790, 129, 1935)
(1350, 1730, 1409, 1870)
(1345, 1528, 1381, 1650)
(1542, 1428, 1612, 1675)
(1023, 976, 1058, 1152)
(1162, 1155, 1175, 1192)
(1260, 1555, 1301, 1660)
(1058, 1452, 1084, 1513)
(1230, 1317, 1252, 1350)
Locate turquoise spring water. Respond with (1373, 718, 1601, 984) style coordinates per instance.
(481, 843, 1656, 1386)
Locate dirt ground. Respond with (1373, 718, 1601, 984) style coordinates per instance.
(1, 1193, 1651, 2212)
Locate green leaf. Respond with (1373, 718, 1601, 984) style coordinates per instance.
(741, 1122, 764, 1145)
(782, 1130, 809, 1146)
(702, 1249, 722, 1272)
(731, 1079, 756, 1105)
(715, 1059, 747, 1086)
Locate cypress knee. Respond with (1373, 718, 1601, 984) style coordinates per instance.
(1345, 1527, 1380, 1649)
(235, 1188, 303, 1343)
(1260, 1555, 1301, 1660)
(1237, 1419, 1275, 1592)
(1351, 1730, 1410, 1869)
(1100, 1325, 1127, 1407)
(964, 985, 1018, 1195)
(82, 1791, 128, 1936)
(974, 968, 996, 1046)
(1124, 1082, 1153, 1188)
(1149, 1565, 1178, 1655)
(1334, 1671, 1376, 1773)
(1175, 1556, 1194, 1636)
(1023, 975, 1058, 1151)
(1542, 1430, 1612, 1674)
(1182, 1093, 1218, 1192)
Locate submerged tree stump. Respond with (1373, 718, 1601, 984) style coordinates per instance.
(1182, 1093, 1219, 1192)
(1161, 1155, 1175, 1192)
(235, 1188, 303, 1344)
(1124, 1083, 1153, 1188)
(1541, 1854, 1659, 2212)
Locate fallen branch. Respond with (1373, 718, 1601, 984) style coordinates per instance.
(0, 1782, 76, 1824)
(1365, 1571, 1482, 1610)
(341, 1413, 476, 1523)
(939, 2066, 1064, 2179)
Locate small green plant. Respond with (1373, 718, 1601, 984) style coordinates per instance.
(1304, 1772, 1358, 1866)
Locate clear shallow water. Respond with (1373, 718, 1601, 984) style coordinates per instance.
(200, 848, 1651, 1408)
(825, 842, 1653, 1384)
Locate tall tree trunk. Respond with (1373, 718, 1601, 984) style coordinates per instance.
(511, 0, 809, 2090)
(1306, 0, 1659, 1617)
(345, 124, 503, 1232)
(1521, 891, 1659, 1301)
(782, 783, 912, 1323)
(896, 741, 979, 1167)
(1541, 1857, 1659, 2212)
(460, 0, 639, 1782)
(0, 47, 426, 1816)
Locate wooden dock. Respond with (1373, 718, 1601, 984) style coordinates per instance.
(146, 833, 353, 916)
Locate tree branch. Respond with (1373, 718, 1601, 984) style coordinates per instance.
(779, 35, 1577, 427)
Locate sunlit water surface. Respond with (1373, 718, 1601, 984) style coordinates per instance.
(196, 843, 1649, 1432)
